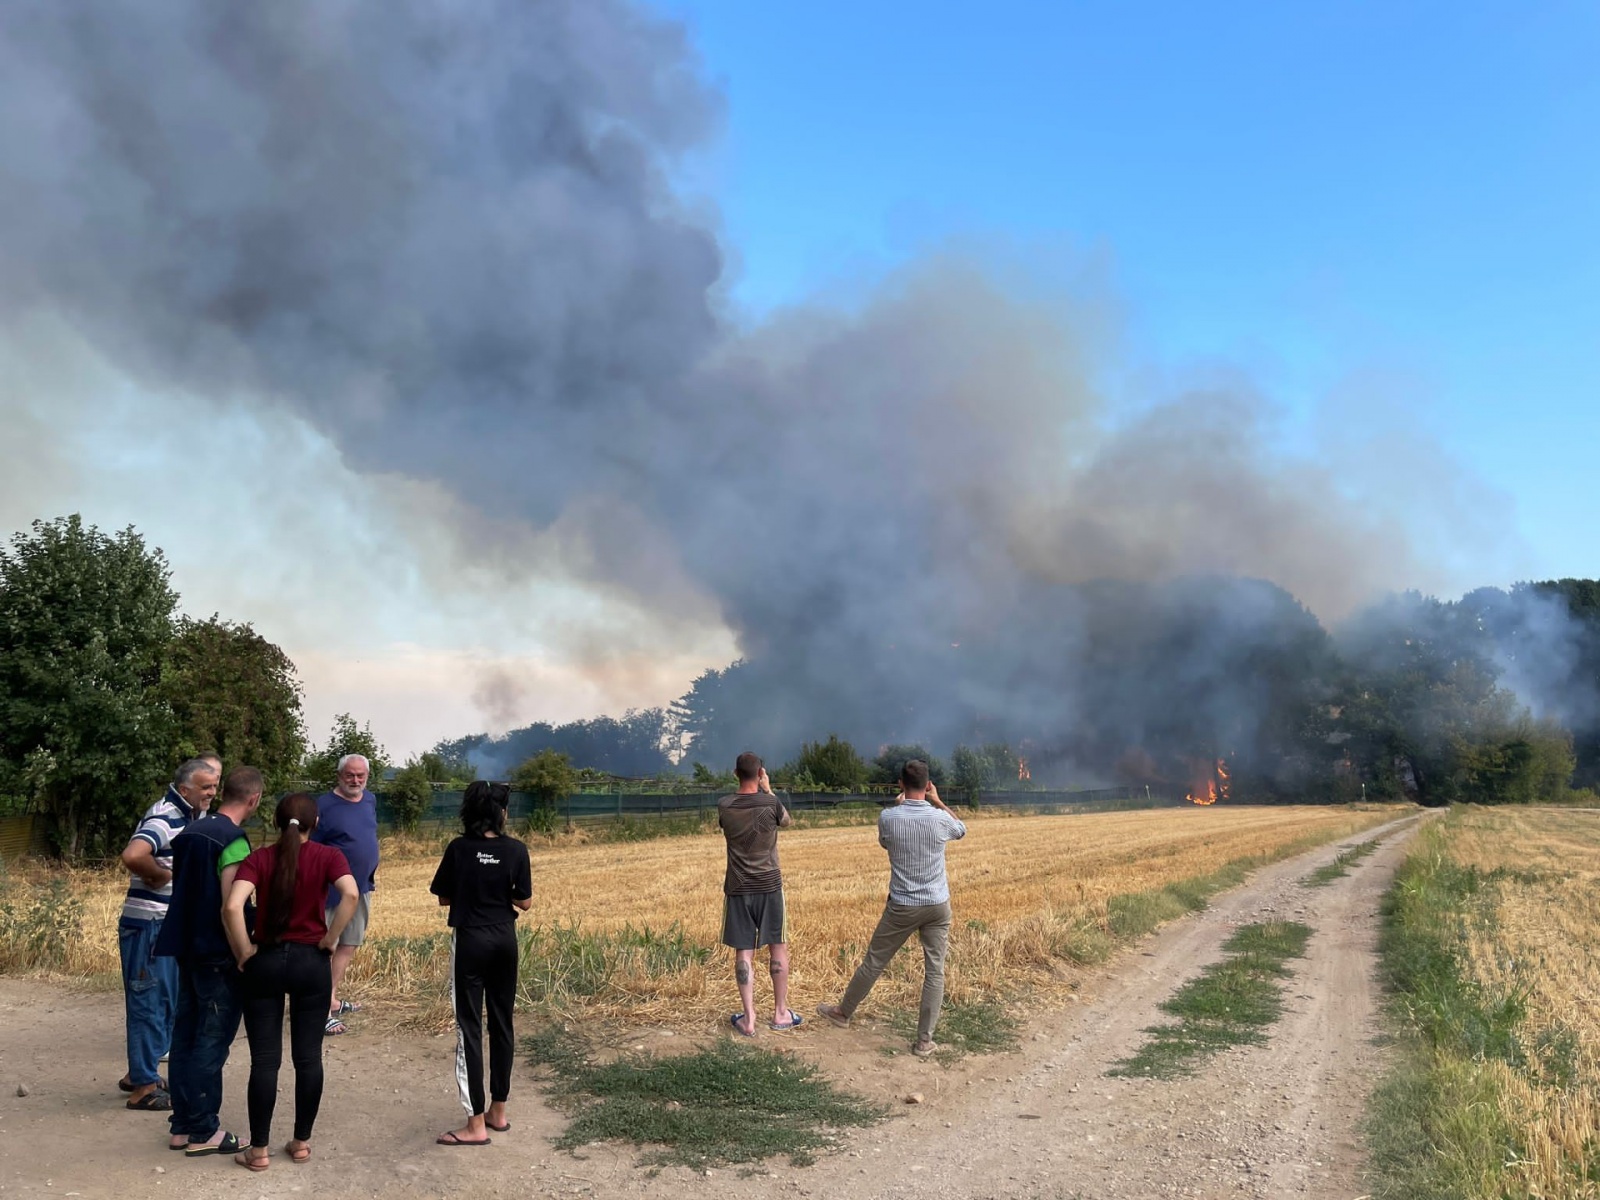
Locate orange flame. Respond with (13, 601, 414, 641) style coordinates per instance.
(1017, 757, 1031, 782)
(1187, 758, 1230, 805)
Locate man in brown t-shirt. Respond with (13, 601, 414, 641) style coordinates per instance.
(717, 751, 798, 1036)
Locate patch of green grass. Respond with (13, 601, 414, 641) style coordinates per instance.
(516, 922, 711, 1007)
(524, 1025, 885, 1168)
(886, 995, 1020, 1060)
(1302, 837, 1383, 888)
(1110, 920, 1312, 1079)
(1364, 818, 1538, 1200)
(1366, 1049, 1516, 1200)
(1052, 921, 1117, 965)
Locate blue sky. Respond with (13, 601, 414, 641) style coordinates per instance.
(659, 0, 1598, 580)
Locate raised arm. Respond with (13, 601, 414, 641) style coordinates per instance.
(926, 782, 967, 839)
(760, 767, 794, 827)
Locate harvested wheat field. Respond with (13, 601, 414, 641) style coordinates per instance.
(1427, 805, 1600, 1197)
(23, 803, 1400, 1032)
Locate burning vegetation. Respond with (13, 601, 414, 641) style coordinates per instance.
(1187, 759, 1231, 806)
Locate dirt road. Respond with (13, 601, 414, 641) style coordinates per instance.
(0, 813, 1423, 1199)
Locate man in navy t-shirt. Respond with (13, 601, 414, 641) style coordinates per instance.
(310, 754, 379, 1033)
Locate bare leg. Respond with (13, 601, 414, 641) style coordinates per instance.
(327, 944, 355, 1016)
(768, 943, 794, 1026)
(486, 1099, 508, 1130)
(732, 950, 756, 1035)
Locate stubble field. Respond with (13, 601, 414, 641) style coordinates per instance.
(6, 803, 1400, 1034)
(1397, 805, 1600, 1198)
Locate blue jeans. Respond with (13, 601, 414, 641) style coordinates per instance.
(119, 917, 178, 1087)
(168, 960, 242, 1140)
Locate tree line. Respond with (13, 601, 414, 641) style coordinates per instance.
(4, 515, 1596, 858)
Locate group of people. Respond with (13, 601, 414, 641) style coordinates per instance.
(115, 754, 380, 1169)
(113, 748, 966, 1168)
(718, 752, 967, 1055)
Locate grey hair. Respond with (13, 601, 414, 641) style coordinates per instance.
(336, 754, 370, 774)
(173, 758, 217, 787)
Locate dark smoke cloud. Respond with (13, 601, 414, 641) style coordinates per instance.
(0, 0, 1535, 771)
(0, 0, 721, 527)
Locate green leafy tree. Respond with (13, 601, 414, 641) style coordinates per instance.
(385, 757, 435, 833)
(513, 748, 577, 833)
(870, 744, 946, 788)
(160, 616, 306, 791)
(950, 742, 1018, 801)
(768, 763, 822, 793)
(300, 713, 388, 793)
(416, 752, 470, 790)
(0, 516, 178, 859)
(789, 735, 869, 792)
(690, 761, 737, 791)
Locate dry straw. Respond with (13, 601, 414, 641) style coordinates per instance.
(1441, 806, 1600, 1199)
(3, 805, 1397, 1034)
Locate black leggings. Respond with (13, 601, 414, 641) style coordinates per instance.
(240, 942, 333, 1147)
(452, 923, 518, 1117)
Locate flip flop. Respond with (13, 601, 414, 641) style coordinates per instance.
(770, 1013, 805, 1031)
(126, 1089, 172, 1111)
(186, 1132, 245, 1158)
(436, 1131, 492, 1146)
(486, 1120, 510, 1133)
(728, 1013, 756, 1038)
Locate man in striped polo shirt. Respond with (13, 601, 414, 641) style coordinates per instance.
(817, 759, 966, 1057)
(116, 758, 219, 1110)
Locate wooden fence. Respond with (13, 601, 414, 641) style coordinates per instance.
(0, 815, 48, 861)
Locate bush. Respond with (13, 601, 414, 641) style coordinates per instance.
(385, 758, 433, 834)
(513, 749, 577, 831)
(786, 735, 868, 791)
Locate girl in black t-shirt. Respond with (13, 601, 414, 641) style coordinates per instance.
(429, 781, 532, 1146)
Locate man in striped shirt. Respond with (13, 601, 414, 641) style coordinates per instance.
(116, 758, 219, 1110)
(817, 759, 966, 1056)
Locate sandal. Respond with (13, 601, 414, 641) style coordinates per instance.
(185, 1132, 244, 1157)
(285, 1139, 311, 1163)
(728, 1012, 756, 1038)
(335, 1000, 362, 1016)
(324, 1016, 347, 1036)
(235, 1146, 270, 1172)
(126, 1089, 172, 1111)
(119, 1075, 166, 1093)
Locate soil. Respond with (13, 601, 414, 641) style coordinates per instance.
(0, 812, 1425, 1200)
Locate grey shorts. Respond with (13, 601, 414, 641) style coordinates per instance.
(325, 893, 371, 947)
(721, 889, 787, 950)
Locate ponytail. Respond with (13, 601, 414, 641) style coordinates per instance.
(263, 793, 319, 945)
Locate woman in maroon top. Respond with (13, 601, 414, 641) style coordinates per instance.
(222, 793, 358, 1172)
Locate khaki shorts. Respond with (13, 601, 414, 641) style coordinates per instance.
(325, 893, 371, 947)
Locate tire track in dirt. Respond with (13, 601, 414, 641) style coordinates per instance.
(788, 810, 1429, 1200)
(0, 813, 1425, 1200)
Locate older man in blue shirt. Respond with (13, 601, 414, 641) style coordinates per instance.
(816, 759, 966, 1056)
(310, 754, 380, 1033)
